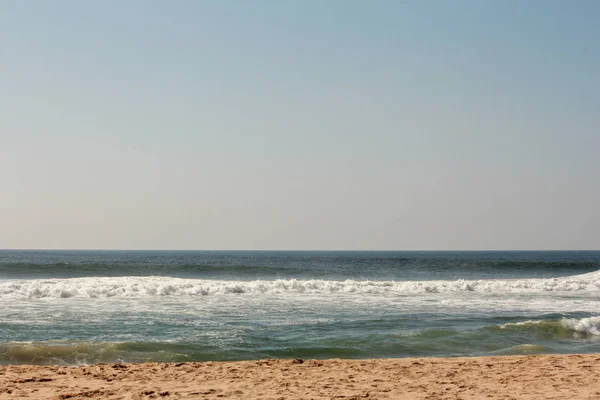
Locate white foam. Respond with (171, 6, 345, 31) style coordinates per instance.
(499, 320, 543, 329)
(0, 270, 599, 299)
(562, 316, 600, 336)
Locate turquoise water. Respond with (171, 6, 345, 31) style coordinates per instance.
(1, 250, 599, 365)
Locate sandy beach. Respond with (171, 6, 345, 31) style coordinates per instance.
(1, 354, 599, 399)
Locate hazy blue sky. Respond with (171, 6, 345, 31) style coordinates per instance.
(1, 1, 598, 250)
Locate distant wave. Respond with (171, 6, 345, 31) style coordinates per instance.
(1, 270, 599, 299)
(1, 259, 597, 279)
(0, 263, 303, 279)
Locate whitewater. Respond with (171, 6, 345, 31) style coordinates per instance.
(2, 269, 600, 299)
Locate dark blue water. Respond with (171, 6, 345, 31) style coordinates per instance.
(1, 250, 598, 279)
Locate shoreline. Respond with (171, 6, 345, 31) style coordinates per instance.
(2, 354, 600, 399)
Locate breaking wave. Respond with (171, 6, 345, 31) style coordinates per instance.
(562, 316, 600, 336)
(494, 316, 600, 337)
(1, 270, 599, 299)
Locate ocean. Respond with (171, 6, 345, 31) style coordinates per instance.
(0, 250, 599, 365)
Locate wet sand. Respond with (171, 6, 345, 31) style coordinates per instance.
(1, 354, 599, 399)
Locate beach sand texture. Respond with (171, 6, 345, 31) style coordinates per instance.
(1, 354, 600, 399)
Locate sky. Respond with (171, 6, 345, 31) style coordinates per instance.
(1, 0, 599, 250)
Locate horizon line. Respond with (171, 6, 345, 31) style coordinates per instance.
(1, 248, 599, 252)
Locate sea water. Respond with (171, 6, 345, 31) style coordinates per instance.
(0, 250, 599, 365)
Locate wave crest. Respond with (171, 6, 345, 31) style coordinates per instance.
(1, 270, 599, 299)
(562, 316, 600, 336)
(494, 317, 600, 337)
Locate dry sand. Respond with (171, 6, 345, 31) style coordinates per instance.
(1, 354, 599, 399)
